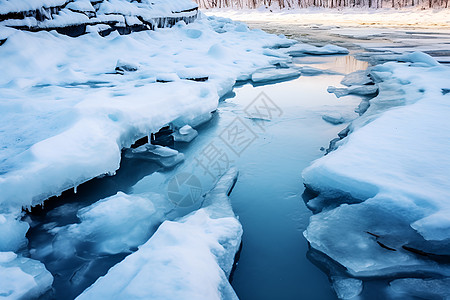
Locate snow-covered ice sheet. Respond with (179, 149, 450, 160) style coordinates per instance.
(302, 53, 450, 284)
(0, 13, 294, 297)
(0, 15, 292, 211)
(76, 168, 242, 300)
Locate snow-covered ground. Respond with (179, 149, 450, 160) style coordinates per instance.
(207, 7, 450, 28)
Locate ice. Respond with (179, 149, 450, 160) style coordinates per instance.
(0, 0, 199, 31)
(0, 252, 53, 300)
(389, 278, 450, 300)
(0, 0, 67, 14)
(251, 67, 300, 83)
(173, 125, 198, 142)
(331, 277, 363, 300)
(51, 192, 169, 256)
(340, 70, 373, 86)
(322, 113, 345, 125)
(303, 55, 450, 279)
(124, 144, 185, 168)
(0, 13, 292, 214)
(115, 59, 139, 73)
(299, 66, 339, 76)
(285, 43, 349, 56)
(0, 215, 29, 252)
(327, 85, 378, 98)
(76, 169, 242, 300)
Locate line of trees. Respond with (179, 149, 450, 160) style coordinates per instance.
(196, 0, 448, 9)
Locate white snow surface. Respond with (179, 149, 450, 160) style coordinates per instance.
(76, 168, 242, 300)
(206, 8, 450, 28)
(303, 53, 450, 277)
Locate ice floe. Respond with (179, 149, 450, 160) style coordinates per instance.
(76, 169, 242, 300)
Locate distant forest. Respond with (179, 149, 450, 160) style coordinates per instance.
(196, 0, 448, 9)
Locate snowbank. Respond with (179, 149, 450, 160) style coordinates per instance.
(302, 53, 450, 289)
(76, 168, 242, 300)
(206, 8, 450, 28)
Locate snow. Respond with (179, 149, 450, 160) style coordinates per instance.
(0, 0, 199, 31)
(0, 0, 68, 14)
(206, 8, 450, 28)
(302, 53, 450, 279)
(0, 252, 53, 300)
(76, 168, 242, 300)
(0, 15, 292, 210)
(0, 12, 296, 297)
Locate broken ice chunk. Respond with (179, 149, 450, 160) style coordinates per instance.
(322, 113, 345, 125)
(53, 192, 168, 255)
(124, 144, 184, 168)
(76, 169, 242, 300)
(0, 215, 29, 252)
(287, 43, 349, 56)
(173, 125, 198, 143)
(328, 85, 378, 98)
(0, 252, 53, 300)
(331, 276, 363, 300)
(115, 60, 138, 74)
(251, 67, 300, 83)
(341, 70, 373, 86)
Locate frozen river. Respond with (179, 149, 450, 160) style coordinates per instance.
(24, 18, 450, 299)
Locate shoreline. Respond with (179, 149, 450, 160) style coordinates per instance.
(205, 7, 450, 29)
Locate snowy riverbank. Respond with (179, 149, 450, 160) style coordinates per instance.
(207, 7, 450, 28)
(303, 53, 450, 298)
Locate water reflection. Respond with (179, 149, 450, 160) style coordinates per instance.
(293, 55, 369, 74)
